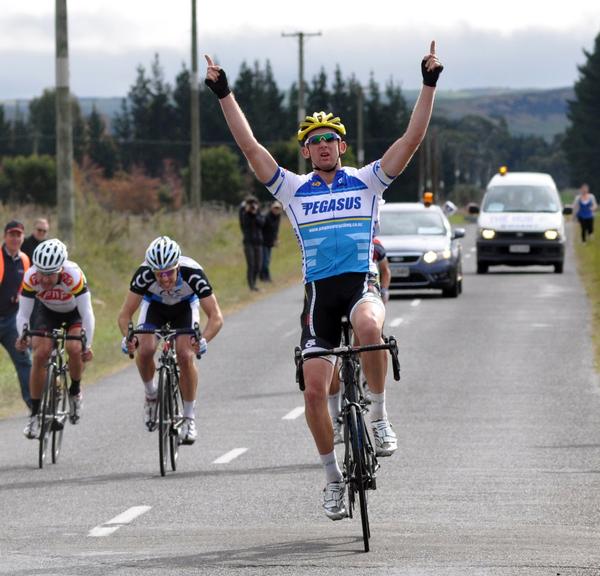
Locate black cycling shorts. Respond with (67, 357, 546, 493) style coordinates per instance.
(31, 300, 82, 332)
(138, 299, 196, 330)
(300, 272, 382, 355)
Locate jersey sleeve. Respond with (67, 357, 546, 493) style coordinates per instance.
(21, 268, 37, 298)
(354, 160, 395, 199)
(264, 167, 307, 209)
(129, 265, 154, 295)
(181, 266, 213, 299)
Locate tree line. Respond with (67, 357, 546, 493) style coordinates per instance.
(3, 36, 599, 209)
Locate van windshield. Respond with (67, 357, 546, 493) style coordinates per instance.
(483, 185, 559, 213)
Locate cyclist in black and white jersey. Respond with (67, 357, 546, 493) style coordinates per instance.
(117, 236, 223, 444)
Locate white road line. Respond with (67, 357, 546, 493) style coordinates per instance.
(470, 247, 476, 252)
(411, 299, 421, 307)
(88, 505, 151, 538)
(465, 253, 472, 259)
(213, 448, 248, 464)
(389, 317, 404, 328)
(282, 406, 305, 420)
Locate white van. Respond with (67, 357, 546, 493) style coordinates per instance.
(469, 170, 572, 274)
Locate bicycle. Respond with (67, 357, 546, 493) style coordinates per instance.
(294, 317, 401, 552)
(23, 324, 87, 469)
(127, 322, 202, 477)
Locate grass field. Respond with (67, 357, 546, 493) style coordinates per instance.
(0, 201, 301, 418)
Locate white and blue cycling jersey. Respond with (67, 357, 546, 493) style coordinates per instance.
(265, 160, 394, 283)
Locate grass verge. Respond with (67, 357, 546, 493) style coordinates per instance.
(0, 201, 301, 418)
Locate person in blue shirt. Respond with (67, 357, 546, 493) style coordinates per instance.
(573, 183, 598, 242)
(205, 42, 442, 520)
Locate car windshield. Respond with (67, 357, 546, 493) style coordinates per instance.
(483, 185, 559, 213)
(379, 211, 446, 236)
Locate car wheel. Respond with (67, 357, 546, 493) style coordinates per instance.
(442, 278, 460, 298)
(554, 261, 564, 274)
(476, 261, 488, 274)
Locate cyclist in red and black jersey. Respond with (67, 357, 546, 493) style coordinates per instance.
(117, 236, 223, 444)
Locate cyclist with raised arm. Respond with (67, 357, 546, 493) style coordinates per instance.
(205, 43, 442, 519)
(15, 239, 95, 439)
(117, 236, 223, 444)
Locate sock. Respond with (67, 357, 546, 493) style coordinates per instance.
(144, 379, 157, 399)
(183, 400, 195, 420)
(369, 391, 387, 421)
(328, 391, 341, 421)
(69, 379, 81, 396)
(320, 450, 343, 483)
(30, 398, 41, 416)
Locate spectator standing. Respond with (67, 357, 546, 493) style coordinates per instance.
(0, 220, 32, 409)
(239, 195, 265, 291)
(260, 201, 283, 282)
(21, 218, 50, 260)
(573, 183, 597, 243)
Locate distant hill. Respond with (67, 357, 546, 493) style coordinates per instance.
(2, 87, 574, 141)
(405, 87, 574, 141)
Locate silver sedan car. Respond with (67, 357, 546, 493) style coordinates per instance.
(378, 202, 465, 297)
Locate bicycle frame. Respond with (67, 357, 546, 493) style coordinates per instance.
(127, 322, 201, 476)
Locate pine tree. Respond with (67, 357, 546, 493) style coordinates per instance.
(564, 32, 600, 192)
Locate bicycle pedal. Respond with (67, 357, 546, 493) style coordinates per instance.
(51, 419, 64, 431)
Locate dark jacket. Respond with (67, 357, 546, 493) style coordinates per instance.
(262, 211, 281, 248)
(21, 235, 42, 261)
(239, 205, 265, 246)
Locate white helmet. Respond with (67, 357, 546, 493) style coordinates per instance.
(145, 236, 181, 270)
(33, 239, 68, 273)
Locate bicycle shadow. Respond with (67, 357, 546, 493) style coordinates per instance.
(0, 462, 322, 492)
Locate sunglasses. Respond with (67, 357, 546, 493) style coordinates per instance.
(305, 132, 341, 146)
(154, 267, 178, 279)
(36, 228, 49, 233)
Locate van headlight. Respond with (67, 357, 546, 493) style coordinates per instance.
(480, 229, 496, 240)
(544, 229, 559, 240)
(423, 249, 452, 264)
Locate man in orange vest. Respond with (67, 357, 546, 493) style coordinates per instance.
(0, 220, 32, 409)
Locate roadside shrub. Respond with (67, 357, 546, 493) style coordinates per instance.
(0, 155, 56, 204)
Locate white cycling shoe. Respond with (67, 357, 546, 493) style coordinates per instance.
(144, 397, 158, 432)
(371, 418, 397, 457)
(322, 481, 347, 521)
(180, 418, 197, 445)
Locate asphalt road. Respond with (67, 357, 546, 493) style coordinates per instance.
(1, 224, 599, 575)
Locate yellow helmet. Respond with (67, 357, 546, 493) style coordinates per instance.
(297, 111, 346, 143)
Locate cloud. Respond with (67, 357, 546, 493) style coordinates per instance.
(0, 23, 596, 99)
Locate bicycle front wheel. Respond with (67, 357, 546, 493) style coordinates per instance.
(157, 368, 169, 476)
(169, 368, 182, 471)
(51, 372, 68, 463)
(348, 404, 370, 552)
(38, 368, 56, 469)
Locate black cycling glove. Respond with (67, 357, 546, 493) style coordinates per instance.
(421, 59, 443, 87)
(205, 68, 231, 99)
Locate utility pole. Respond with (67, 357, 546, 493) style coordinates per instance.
(282, 30, 321, 174)
(55, 0, 75, 246)
(357, 86, 364, 166)
(190, 0, 201, 209)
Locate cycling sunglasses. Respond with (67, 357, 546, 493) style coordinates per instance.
(154, 267, 178, 279)
(305, 132, 341, 146)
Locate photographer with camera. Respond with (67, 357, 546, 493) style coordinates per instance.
(239, 195, 265, 291)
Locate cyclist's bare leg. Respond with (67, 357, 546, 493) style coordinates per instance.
(65, 326, 84, 381)
(135, 333, 158, 383)
(175, 337, 198, 403)
(30, 336, 53, 401)
(303, 357, 335, 454)
(351, 301, 387, 394)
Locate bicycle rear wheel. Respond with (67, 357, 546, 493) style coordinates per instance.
(38, 368, 56, 469)
(157, 368, 169, 476)
(51, 372, 68, 463)
(169, 368, 182, 471)
(348, 404, 370, 552)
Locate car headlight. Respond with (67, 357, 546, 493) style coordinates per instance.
(544, 229, 559, 240)
(481, 228, 496, 240)
(423, 249, 452, 264)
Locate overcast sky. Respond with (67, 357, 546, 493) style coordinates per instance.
(0, 0, 599, 100)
